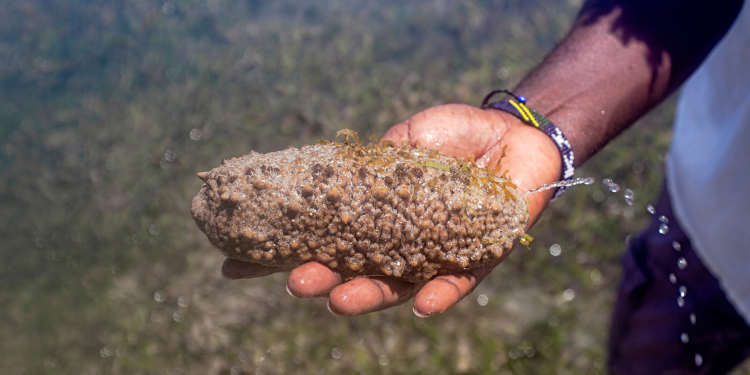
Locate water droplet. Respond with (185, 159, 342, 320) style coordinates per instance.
(677, 296, 685, 307)
(607, 196, 619, 208)
(525, 347, 536, 358)
(690, 313, 697, 325)
(592, 190, 604, 202)
(154, 290, 165, 302)
(149, 224, 161, 236)
(173, 311, 183, 322)
(331, 348, 342, 359)
(678, 257, 688, 270)
(695, 353, 703, 366)
(669, 273, 677, 284)
(190, 129, 202, 141)
(496, 67, 510, 80)
(150, 311, 163, 323)
(659, 224, 669, 234)
(477, 294, 489, 306)
(100, 346, 113, 358)
(548, 316, 559, 327)
(164, 149, 176, 162)
(563, 289, 576, 301)
(162, 2, 175, 14)
(230, 366, 241, 375)
(566, 237, 578, 249)
(681, 332, 689, 343)
(679, 285, 687, 297)
(647, 205, 656, 214)
(509, 347, 523, 359)
(378, 355, 390, 366)
(659, 215, 669, 224)
(549, 244, 562, 257)
(177, 296, 189, 308)
(576, 253, 587, 264)
(624, 189, 635, 205)
(602, 178, 621, 192)
(672, 241, 682, 251)
(590, 269, 602, 282)
(632, 162, 644, 174)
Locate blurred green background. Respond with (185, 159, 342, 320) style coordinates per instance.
(1, 0, 746, 374)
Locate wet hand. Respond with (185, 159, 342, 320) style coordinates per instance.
(224, 104, 562, 317)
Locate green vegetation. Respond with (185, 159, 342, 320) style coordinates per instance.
(0, 0, 746, 374)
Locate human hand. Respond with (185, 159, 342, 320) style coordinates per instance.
(223, 103, 562, 317)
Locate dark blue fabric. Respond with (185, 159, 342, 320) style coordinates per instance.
(608, 186, 750, 375)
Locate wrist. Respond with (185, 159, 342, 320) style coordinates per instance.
(481, 91, 574, 192)
(490, 111, 561, 227)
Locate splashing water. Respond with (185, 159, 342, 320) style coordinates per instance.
(659, 224, 669, 234)
(677, 257, 688, 269)
(624, 189, 634, 205)
(602, 178, 621, 193)
(672, 241, 682, 251)
(524, 177, 595, 197)
(331, 348, 342, 359)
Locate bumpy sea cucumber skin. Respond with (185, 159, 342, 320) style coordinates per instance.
(191, 141, 528, 282)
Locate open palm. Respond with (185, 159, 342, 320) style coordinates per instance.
(223, 103, 561, 317)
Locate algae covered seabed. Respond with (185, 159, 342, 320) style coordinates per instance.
(1, 0, 746, 374)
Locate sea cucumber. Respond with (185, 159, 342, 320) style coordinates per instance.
(191, 130, 528, 282)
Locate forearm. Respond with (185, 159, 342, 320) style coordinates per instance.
(514, 0, 743, 165)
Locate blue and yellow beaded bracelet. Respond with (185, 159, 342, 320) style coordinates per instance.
(481, 89, 575, 200)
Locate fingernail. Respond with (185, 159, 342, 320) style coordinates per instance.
(286, 284, 299, 298)
(413, 306, 431, 318)
(221, 267, 239, 280)
(327, 300, 343, 317)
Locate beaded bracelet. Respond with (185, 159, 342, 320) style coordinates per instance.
(480, 89, 575, 200)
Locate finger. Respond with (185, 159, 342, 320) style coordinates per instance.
(327, 277, 425, 316)
(221, 258, 293, 280)
(286, 262, 343, 298)
(381, 119, 410, 143)
(412, 261, 497, 317)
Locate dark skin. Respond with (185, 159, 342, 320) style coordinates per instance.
(223, 0, 744, 317)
